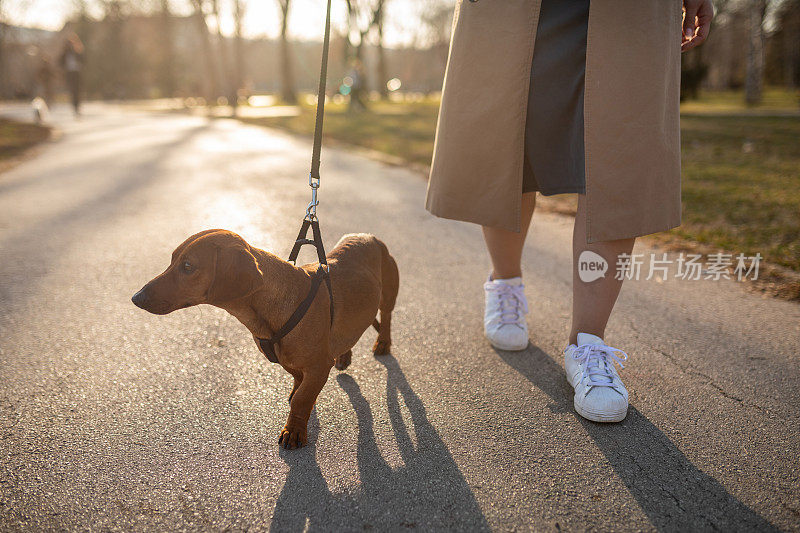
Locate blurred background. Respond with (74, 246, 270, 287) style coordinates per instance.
(0, 0, 797, 106)
(0, 0, 456, 103)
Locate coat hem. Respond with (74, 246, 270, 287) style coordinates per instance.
(426, 193, 520, 233)
(586, 216, 682, 244)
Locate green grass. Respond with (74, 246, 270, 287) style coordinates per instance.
(240, 90, 800, 272)
(240, 98, 441, 167)
(675, 114, 799, 271)
(680, 88, 800, 114)
(0, 119, 51, 162)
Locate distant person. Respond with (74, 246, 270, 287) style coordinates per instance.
(425, 0, 713, 423)
(347, 59, 367, 112)
(60, 33, 84, 115)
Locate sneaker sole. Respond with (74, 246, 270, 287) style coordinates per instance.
(567, 374, 628, 423)
(573, 399, 628, 423)
(485, 336, 529, 351)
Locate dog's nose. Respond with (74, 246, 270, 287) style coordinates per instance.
(131, 289, 148, 309)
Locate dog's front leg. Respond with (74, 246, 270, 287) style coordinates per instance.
(279, 367, 328, 449)
(286, 367, 303, 403)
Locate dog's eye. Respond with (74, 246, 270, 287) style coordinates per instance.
(182, 261, 195, 273)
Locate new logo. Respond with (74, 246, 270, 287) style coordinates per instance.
(578, 251, 608, 282)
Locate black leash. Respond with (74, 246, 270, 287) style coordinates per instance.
(310, 0, 332, 183)
(258, 0, 334, 364)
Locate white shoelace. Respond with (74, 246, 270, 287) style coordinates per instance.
(571, 343, 628, 388)
(487, 283, 528, 325)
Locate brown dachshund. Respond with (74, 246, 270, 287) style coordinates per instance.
(132, 229, 399, 449)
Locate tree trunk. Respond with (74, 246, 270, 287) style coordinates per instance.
(101, 2, 126, 99)
(0, 0, 6, 98)
(744, 0, 767, 106)
(0, 20, 6, 99)
(783, 16, 799, 89)
(233, 0, 245, 101)
(344, 0, 355, 59)
(279, 1, 297, 104)
(159, 0, 176, 98)
(193, 1, 218, 105)
(211, 0, 235, 111)
(376, 5, 388, 98)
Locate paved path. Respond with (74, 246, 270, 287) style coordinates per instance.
(1, 103, 798, 531)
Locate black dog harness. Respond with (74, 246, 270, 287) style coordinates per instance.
(257, 1, 334, 364)
(257, 219, 334, 363)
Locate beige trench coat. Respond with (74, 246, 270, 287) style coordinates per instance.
(425, 0, 683, 243)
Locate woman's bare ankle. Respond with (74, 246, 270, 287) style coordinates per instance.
(491, 269, 523, 281)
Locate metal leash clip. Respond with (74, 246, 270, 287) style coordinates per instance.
(305, 172, 320, 220)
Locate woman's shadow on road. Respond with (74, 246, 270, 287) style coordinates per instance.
(270, 355, 489, 531)
(495, 344, 778, 532)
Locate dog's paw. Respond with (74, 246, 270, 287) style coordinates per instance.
(278, 425, 307, 450)
(335, 350, 352, 371)
(372, 339, 391, 356)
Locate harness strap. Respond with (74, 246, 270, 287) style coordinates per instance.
(288, 218, 334, 323)
(289, 219, 326, 265)
(258, 220, 334, 364)
(258, 264, 329, 364)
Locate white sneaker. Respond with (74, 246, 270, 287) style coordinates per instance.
(564, 333, 629, 422)
(483, 275, 530, 351)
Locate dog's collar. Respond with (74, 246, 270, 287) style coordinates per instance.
(257, 264, 333, 364)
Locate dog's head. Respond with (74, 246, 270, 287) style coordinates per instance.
(132, 229, 264, 315)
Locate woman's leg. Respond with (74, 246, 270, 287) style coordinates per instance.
(481, 192, 536, 351)
(482, 192, 537, 279)
(569, 194, 635, 344)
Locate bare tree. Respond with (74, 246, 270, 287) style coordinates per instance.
(191, 0, 218, 104)
(98, 1, 129, 98)
(233, 0, 245, 100)
(745, 0, 767, 105)
(0, 0, 6, 98)
(157, 0, 176, 97)
(374, 0, 388, 98)
(419, 0, 453, 53)
(211, 0, 237, 111)
(342, 0, 385, 103)
(344, 0, 382, 62)
(276, 0, 296, 103)
(773, 0, 800, 90)
(0, 0, 36, 98)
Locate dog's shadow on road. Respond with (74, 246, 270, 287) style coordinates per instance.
(495, 344, 778, 532)
(270, 355, 489, 531)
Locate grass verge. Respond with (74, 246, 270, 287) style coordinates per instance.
(240, 99, 440, 168)
(0, 118, 52, 164)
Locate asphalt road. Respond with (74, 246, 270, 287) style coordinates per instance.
(1, 103, 798, 531)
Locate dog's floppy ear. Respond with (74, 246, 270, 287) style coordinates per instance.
(207, 244, 264, 303)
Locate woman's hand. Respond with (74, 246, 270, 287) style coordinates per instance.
(682, 0, 713, 52)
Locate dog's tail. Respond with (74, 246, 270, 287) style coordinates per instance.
(372, 319, 380, 332)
